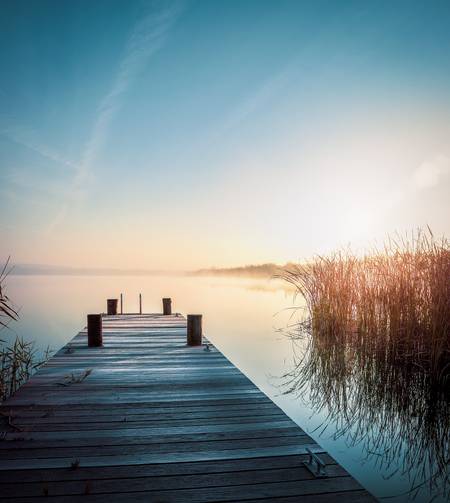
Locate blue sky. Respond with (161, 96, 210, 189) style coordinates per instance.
(1, 0, 450, 269)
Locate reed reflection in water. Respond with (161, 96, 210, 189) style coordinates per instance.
(280, 230, 449, 501)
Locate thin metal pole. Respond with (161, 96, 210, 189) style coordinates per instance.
(139, 293, 142, 314)
(120, 293, 123, 314)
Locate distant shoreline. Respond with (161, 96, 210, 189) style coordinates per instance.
(8, 265, 184, 277)
(6, 263, 290, 278)
(192, 263, 289, 278)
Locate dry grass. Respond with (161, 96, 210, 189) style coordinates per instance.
(0, 258, 17, 329)
(0, 337, 51, 401)
(281, 229, 449, 499)
(0, 257, 51, 401)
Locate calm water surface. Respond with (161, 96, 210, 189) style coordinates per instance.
(3, 274, 446, 502)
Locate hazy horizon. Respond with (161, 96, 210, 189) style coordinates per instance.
(4, 260, 286, 277)
(1, 0, 450, 269)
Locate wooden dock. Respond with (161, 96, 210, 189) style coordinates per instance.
(0, 313, 375, 501)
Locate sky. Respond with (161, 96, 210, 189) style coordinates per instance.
(1, 0, 449, 270)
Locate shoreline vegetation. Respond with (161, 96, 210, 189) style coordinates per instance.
(281, 229, 449, 499)
(0, 259, 51, 402)
(193, 263, 293, 278)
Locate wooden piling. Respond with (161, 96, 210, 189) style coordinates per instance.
(139, 294, 142, 315)
(162, 297, 172, 315)
(107, 299, 118, 315)
(187, 314, 202, 346)
(87, 314, 102, 347)
(120, 293, 123, 314)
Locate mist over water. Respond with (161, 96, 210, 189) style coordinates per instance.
(3, 274, 447, 502)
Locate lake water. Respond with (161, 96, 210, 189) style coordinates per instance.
(3, 274, 446, 502)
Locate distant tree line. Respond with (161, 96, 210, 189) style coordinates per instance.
(194, 263, 295, 278)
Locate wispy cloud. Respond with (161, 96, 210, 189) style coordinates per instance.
(220, 67, 294, 133)
(0, 117, 80, 172)
(49, 0, 185, 232)
(0, 118, 80, 216)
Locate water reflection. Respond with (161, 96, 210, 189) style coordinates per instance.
(281, 322, 450, 501)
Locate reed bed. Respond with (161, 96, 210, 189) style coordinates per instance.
(281, 229, 449, 499)
(0, 337, 51, 401)
(0, 258, 50, 401)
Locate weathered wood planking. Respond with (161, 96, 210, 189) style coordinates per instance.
(0, 314, 375, 501)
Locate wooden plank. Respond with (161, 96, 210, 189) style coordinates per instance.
(0, 313, 375, 501)
(0, 426, 305, 451)
(2, 398, 274, 414)
(5, 478, 368, 502)
(1, 401, 277, 419)
(3, 433, 313, 460)
(9, 412, 284, 426)
(0, 444, 327, 470)
(0, 465, 350, 498)
(0, 454, 338, 483)
(1, 420, 296, 442)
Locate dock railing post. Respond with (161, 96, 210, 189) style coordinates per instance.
(187, 314, 202, 346)
(87, 314, 103, 347)
(162, 298, 172, 315)
(107, 299, 118, 315)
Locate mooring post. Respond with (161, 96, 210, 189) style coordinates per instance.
(139, 293, 142, 314)
(107, 299, 118, 315)
(87, 314, 103, 347)
(187, 314, 202, 346)
(120, 293, 123, 314)
(162, 298, 172, 315)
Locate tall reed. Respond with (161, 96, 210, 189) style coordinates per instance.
(281, 229, 449, 499)
(0, 337, 51, 401)
(0, 257, 17, 329)
(0, 257, 51, 401)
